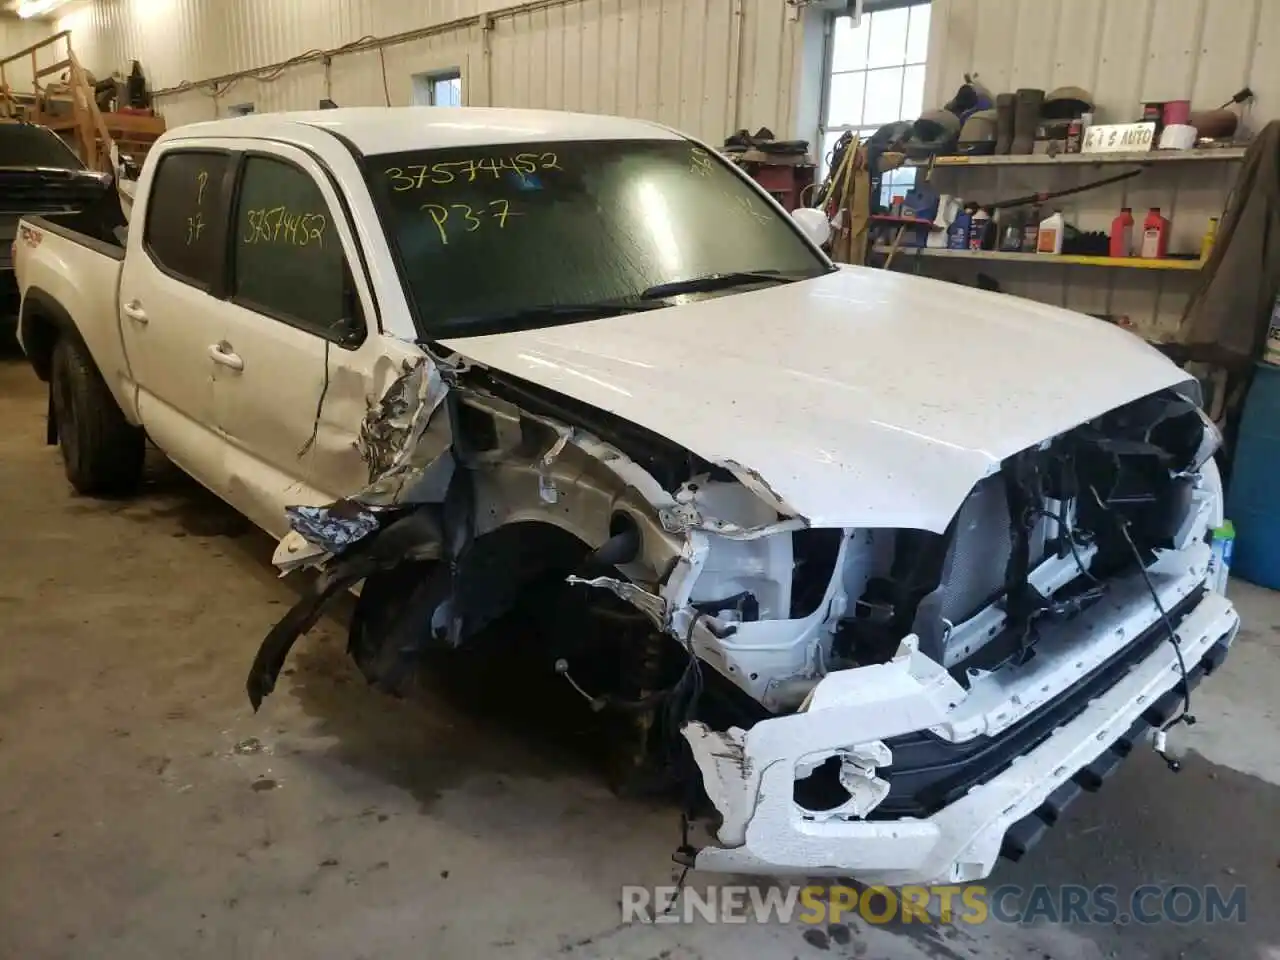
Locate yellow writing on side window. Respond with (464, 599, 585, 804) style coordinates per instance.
(186, 212, 206, 246)
(196, 170, 209, 206)
(386, 153, 561, 191)
(242, 206, 328, 248)
(420, 200, 522, 244)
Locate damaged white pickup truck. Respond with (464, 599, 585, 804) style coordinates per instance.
(15, 107, 1239, 885)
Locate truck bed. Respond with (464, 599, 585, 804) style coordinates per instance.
(14, 204, 135, 424)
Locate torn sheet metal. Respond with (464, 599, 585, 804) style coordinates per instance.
(715, 458, 804, 520)
(659, 503, 807, 541)
(537, 426, 573, 504)
(565, 575, 667, 625)
(285, 500, 379, 553)
(355, 357, 453, 506)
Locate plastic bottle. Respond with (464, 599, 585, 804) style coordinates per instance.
(1266, 292, 1280, 366)
(948, 207, 973, 250)
(1109, 207, 1134, 258)
(1022, 205, 1041, 252)
(1200, 217, 1219, 260)
(1036, 210, 1064, 254)
(1140, 207, 1169, 258)
(968, 208, 990, 250)
(1209, 519, 1235, 594)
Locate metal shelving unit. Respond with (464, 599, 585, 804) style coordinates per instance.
(874, 245, 1205, 271)
(912, 147, 1247, 168)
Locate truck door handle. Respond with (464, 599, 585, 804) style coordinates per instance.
(122, 300, 148, 324)
(208, 341, 244, 371)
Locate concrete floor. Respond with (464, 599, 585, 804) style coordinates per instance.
(1, 353, 1278, 960)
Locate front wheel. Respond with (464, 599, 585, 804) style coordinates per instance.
(50, 334, 144, 497)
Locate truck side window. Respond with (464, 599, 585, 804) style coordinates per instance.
(230, 155, 362, 346)
(144, 150, 229, 288)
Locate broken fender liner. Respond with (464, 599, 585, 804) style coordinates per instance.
(246, 508, 444, 710)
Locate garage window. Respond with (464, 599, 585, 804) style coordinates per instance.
(230, 155, 363, 346)
(144, 150, 230, 289)
(821, 0, 930, 205)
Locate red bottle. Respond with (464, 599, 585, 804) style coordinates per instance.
(1109, 207, 1134, 258)
(1140, 207, 1169, 259)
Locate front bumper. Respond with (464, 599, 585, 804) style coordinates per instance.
(684, 554, 1239, 885)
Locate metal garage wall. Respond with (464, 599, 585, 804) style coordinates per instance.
(919, 0, 1277, 338)
(56, 0, 803, 144)
(0, 17, 66, 91)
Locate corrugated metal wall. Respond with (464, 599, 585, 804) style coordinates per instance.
(0, 17, 66, 92)
(920, 0, 1276, 337)
(56, 0, 802, 143)
(39, 0, 1278, 335)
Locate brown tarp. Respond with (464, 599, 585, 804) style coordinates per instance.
(1180, 121, 1280, 365)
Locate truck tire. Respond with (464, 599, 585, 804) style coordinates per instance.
(50, 334, 144, 496)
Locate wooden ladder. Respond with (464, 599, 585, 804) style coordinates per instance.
(1, 30, 121, 172)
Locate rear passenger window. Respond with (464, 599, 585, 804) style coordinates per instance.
(144, 150, 228, 287)
(231, 155, 360, 345)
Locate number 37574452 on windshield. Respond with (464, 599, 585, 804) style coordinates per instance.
(386, 153, 562, 190)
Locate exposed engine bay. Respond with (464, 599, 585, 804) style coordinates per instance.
(246, 349, 1235, 883)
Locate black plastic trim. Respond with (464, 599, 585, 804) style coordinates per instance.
(872, 586, 1207, 819)
(999, 632, 1233, 863)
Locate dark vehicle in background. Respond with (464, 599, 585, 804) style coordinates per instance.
(1, 122, 112, 336)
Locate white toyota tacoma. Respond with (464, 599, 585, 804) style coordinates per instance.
(14, 107, 1239, 885)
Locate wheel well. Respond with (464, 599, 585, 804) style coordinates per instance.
(19, 290, 72, 383)
(452, 520, 597, 639)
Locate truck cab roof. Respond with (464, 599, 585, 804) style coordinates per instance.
(164, 106, 685, 155)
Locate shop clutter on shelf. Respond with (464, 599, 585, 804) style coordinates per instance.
(861, 75, 1251, 272)
(721, 126, 814, 213)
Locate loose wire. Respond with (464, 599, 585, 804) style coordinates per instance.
(1089, 485, 1196, 772)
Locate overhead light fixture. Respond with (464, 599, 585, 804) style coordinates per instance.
(16, 0, 68, 18)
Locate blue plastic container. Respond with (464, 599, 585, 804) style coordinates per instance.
(1226, 362, 1280, 589)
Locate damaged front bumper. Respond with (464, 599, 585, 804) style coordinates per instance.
(682, 545, 1239, 886)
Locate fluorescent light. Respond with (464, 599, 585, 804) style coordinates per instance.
(17, 0, 67, 18)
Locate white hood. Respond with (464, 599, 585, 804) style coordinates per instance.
(439, 267, 1190, 533)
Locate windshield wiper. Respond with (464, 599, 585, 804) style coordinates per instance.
(639, 270, 798, 300)
(445, 298, 670, 336)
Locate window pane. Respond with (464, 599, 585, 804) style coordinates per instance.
(144, 150, 229, 287)
(369, 140, 827, 337)
(901, 64, 926, 120)
(232, 157, 351, 341)
(862, 67, 904, 126)
(438, 77, 462, 106)
(826, 70, 866, 126)
(867, 6, 910, 68)
(906, 3, 931, 63)
(831, 14, 869, 72)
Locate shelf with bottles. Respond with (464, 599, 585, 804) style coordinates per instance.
(871, 245, 1204, 271)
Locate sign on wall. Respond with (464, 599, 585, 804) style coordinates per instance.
(1081, 122, 1157, 154)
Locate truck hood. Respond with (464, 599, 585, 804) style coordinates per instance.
(437, 267, 1190, 532)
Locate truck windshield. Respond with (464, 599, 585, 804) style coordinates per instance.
(0, 124, 84, 170)
(366, 139, 829, 338)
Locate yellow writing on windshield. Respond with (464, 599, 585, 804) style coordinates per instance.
(242, 207, 328, 247)
(386, 153, 561, 190)
(421, 200, 522, 244)
(689, 147, 714, 178)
